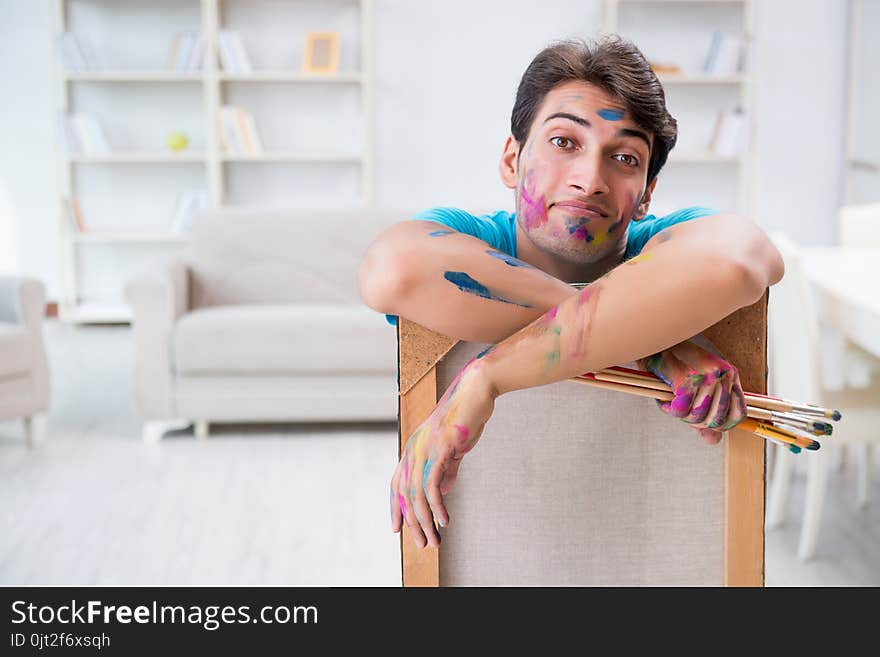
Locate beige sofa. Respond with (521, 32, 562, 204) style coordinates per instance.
(124, 209, 400, 441)
(0, 276, 49, 445)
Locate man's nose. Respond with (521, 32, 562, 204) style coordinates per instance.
(568, 152, 610, 196)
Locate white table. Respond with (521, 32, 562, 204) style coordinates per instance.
(800, 247, 880, 358)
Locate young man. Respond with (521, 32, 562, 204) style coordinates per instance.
(358, 36, 784, 550)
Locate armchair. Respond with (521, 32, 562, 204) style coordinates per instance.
(0, 276, 49, 445)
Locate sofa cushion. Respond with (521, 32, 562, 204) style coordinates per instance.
(0, 321, 32, 379)
(173, 304, 398, 375)
(186, 209, 406, 309)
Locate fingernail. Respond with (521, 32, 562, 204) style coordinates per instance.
(439, 518, 447, 528)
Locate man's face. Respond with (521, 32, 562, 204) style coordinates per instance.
(500, 80, 657, 264)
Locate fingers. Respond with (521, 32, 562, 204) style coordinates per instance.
(660, 372, 702, 419)
(438, 455, 463, 496)
(392, 448, 429, 548)
(423, 456, 449, 530)
(410, 458, 440, 548)
(720, 374, 748, 431)
(702, 369, 732, 429)
(697, 427, 723, 444)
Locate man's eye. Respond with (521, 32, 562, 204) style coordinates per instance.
(550, 136, 575, 150)
(614, 154, 639, 167)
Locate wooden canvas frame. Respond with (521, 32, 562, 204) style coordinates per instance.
(397, 293, 767, 587)
(302, 31, 340, 74)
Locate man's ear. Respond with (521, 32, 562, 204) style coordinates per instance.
(499, 135, 521, 190)
(631, 176, 658, 221)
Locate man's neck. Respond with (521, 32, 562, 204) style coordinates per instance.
(515, 221, 628, 284)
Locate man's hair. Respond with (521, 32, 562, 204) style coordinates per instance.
(510, 35, 677, 184)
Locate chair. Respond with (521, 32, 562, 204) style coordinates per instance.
(0, 276, 49, 445)
(837, 203, 880, 385)
(765, 232, 880, 559)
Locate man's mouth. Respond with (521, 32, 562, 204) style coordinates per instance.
(551, 201, 609, 218)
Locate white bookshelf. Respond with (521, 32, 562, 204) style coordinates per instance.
(54, 0, 374, 324)
(603, 0, 755, 218)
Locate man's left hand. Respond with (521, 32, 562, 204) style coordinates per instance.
(638, 336, 748, 444)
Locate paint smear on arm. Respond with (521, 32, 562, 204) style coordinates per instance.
(443, 271, 534, 308)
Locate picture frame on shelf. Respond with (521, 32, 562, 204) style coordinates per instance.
(302, 32, 339, 74)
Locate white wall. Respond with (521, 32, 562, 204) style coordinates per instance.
(0, 0, 854, 299)
(0, 0, 58, 281)
(753, 0, 849, 244)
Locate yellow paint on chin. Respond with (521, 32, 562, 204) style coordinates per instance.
(590, 229, 611, 247)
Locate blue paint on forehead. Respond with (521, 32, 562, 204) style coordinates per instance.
(598, 108, 625, 121)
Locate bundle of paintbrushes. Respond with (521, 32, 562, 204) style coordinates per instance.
(571, 365, 842, 454)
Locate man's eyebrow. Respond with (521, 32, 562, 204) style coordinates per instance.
(543, 112, 652, 151)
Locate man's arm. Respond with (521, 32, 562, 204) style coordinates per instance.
(476, 213, 784, 396)
(390, 212, 784, 548)
(357, 219, 577, 343)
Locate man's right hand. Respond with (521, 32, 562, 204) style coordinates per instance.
(390, 356, 498, 549)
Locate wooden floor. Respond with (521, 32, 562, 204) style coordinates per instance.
(1, 320, 877, 586)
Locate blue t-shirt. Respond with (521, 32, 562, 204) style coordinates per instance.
(384, 206, 716, 326)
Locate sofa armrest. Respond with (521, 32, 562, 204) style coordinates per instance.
(124, 259, 189, 419)
(0, 276, 46, 331)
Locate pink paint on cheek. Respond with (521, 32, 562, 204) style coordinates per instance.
(520, 169, 547, 231)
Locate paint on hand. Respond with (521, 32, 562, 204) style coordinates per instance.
(707, 387, 731, 428)
(398, 493, 408, 519)
(423, 458, 432, 493)
(428, 229, 455, 237)
(597, 108, 625, 121)
(687, 394, 714, 422)
(665, 384, 695, 417)
(444, 271, 534, 308)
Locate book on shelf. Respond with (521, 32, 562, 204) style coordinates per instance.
(217, 106, 264, 154)
(60, 112, 111, 155)
(167, 30, 204, 72)
(170, 189, 211, 235)
(708, 108, 750, 157)
(64, 197, 88, 233)
(218, 30, 252, 74)
(703, 30, 745, 75)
